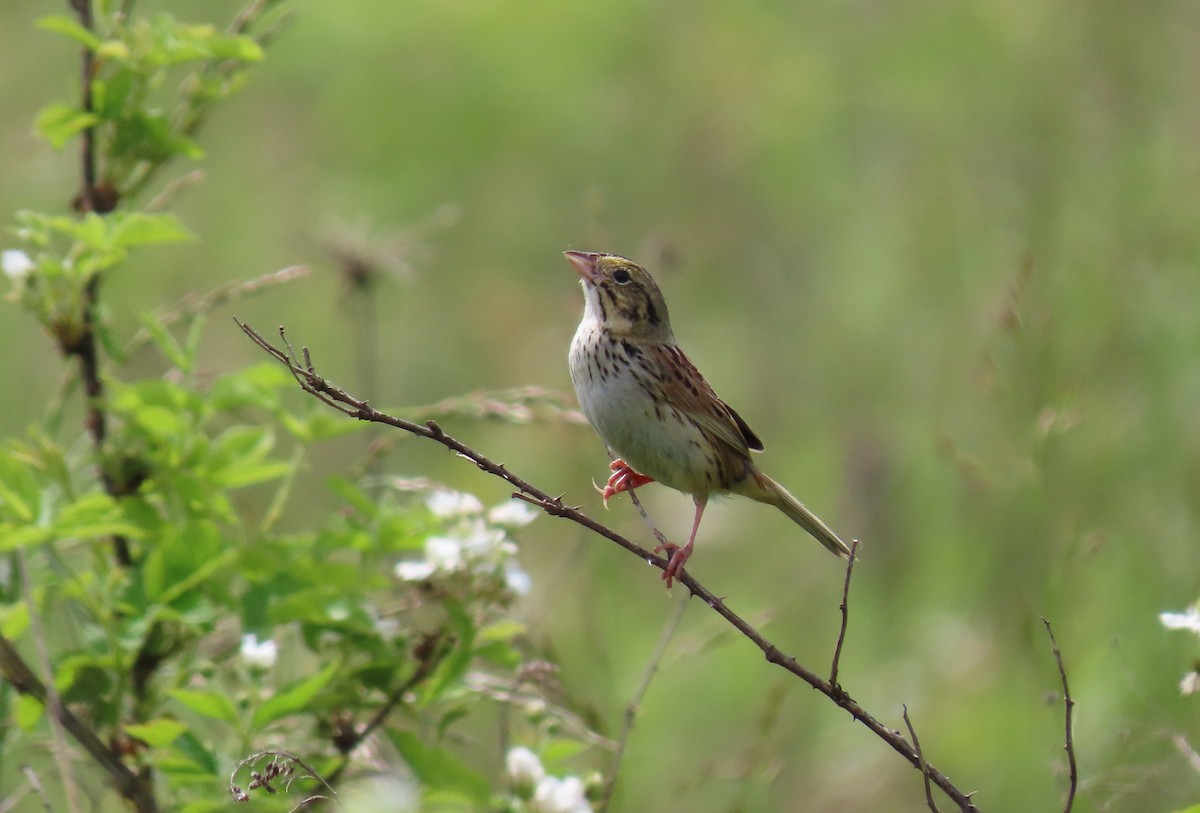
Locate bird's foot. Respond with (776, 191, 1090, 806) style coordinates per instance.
(600, 459, 655, 507)
(654, 540, 693, 589)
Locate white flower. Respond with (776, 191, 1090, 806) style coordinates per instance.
(1160, 605, 1200, 634)
(2, 250, 34, 280)
(1182, 671, 1200, 696)
(370, 608, 401, 640)
(426, 534, 465, 568)
(426, 490, 483, 518)
(397, 494, 532, 592)
(458, 520, 508, 557)
(506, 746, 545, 794)
(239, 634, 277, 668)
(395, 560, 435, 581)
(395, 534, 462, 581)
(533, 775, 591, 813)
(488, 500, 538, 528)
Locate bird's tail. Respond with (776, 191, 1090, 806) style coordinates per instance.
(741, 469, 852, 558)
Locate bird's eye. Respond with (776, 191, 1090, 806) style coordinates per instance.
(613, 268, 632, 285)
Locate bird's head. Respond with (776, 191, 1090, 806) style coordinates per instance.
(564, 251, 673, 341)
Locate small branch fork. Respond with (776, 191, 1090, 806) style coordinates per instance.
(236, 320, 982, 812)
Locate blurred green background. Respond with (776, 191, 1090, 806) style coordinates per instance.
(3, 0, 1199, 810)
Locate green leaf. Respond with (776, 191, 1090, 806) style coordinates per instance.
(15, 694, 44, 730)
(477, 620, 526, 643)
(209, 363, 289, 411)
(207, 33, 265, 62)
(138, 313, 191, 372)
(0, 525, 51, 552)
(34, 103, 100, 150)
(134, 405, 187, 440)
(125, 718, 188, 747)
(421, 643, 473, 707)
(387, 730, 491, 803)
(169, 688, 239, 723)
(207, 425, 291, 488)
(142, 521, 236, 604)
(0, 602, 30, 639)
(540, 738, 590, 766)
(327, 475, 378, 519)
(162, 730, 220, 777)
(54, 492, 145, 541)
(110, 213, 195, 247)
(96, 40, 132, 61)
(251, 660, 339, 729)
(158, 549, 238, 607)
(36, 15, 103, 49)
(93, 71, 136, 119)
(0, 457, 37, 523)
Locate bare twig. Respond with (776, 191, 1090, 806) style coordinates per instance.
(234, 320, 984, 813)
(829, 537, 861, 690)
(0, 766, 44, 813)
(600, 590, 689, 811)
(1042, 618, 1077, 813)
(626, 485, 671, 549)
(1173, 734, 1200, 775)
(904, 705, 942, 813)
(0, 635, 158, 813)
(125, 265, 310, 356)
(145, 169, 206, 212)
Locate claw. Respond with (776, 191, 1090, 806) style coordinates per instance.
(654, 541, 693, 589)
(599, 459, 655, 507)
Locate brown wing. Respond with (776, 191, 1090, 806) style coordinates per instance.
(650, 344, 764, 456)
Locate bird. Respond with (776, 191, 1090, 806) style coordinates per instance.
(565, 250, 851, 588)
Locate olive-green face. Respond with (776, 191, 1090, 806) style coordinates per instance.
(568, 252, 673, 340)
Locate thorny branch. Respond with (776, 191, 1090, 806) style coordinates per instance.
(236, 320, 984, 812)
(1042, 618, 1078, 813)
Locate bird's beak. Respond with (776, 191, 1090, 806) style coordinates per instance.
(563, 250, 602, 284)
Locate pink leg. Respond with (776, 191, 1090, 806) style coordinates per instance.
(656, 497, 706, 589)
(599, 458, 655, 507)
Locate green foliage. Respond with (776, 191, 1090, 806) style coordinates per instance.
(0, 4, 598, 813)
(34, 10, 264, 197)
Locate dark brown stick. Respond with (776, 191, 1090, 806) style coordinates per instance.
(0, 635, 158, 813)
(235, 320, 983, 812)
(829, 537, 860, 690)
(65, 0, 131, 565)
(904, 704, 942, 813)
(1042, 618, 1077, 812)
(70, 0, 99, 212)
